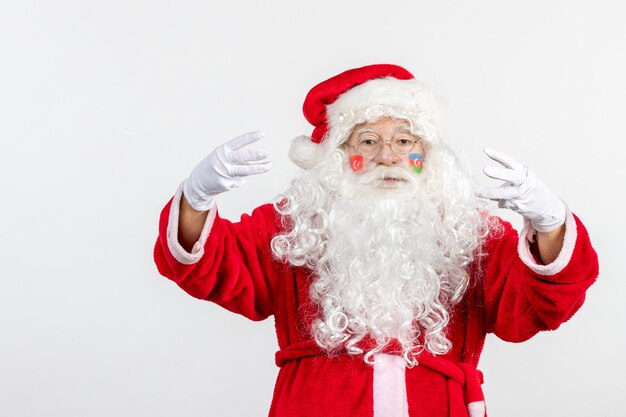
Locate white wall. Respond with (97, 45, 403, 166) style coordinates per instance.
(1, 1, 623, 416)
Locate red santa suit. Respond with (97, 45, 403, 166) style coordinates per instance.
(153, 184, 599, 417)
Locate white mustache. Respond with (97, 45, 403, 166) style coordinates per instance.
(358, 166, 416, 186)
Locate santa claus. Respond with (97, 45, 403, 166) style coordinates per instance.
(154, 64, 598, 417)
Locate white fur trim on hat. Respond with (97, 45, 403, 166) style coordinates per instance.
(324, 77, 445, 148)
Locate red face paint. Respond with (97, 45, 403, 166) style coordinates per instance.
(349, 155, 364, 172)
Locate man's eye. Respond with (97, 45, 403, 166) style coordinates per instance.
(361, 139, 378, 146)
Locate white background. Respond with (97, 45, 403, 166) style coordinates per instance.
(1, 1, 624, 416)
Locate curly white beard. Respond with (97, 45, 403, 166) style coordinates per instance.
(271, 144, 492, 366)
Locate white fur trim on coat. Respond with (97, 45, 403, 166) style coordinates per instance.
(373, 353, 410, 417)
(166, 182, 216, 265)
(518, 208, 577, 276)
(467, 400, 486, 417)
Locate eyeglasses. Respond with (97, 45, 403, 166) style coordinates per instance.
(347, 133, 421, 158)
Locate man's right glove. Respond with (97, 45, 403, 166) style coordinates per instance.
(183, 131, 272, 211)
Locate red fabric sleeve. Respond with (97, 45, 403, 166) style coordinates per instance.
(154, 199, 282, 321)
(482, 213, 599, 342)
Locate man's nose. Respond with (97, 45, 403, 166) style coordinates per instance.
(373, 141, 402, 166)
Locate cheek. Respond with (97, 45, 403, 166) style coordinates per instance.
(407, 147, 425, 173)
(348, 155, 380, 172)
(349, 155, 364, 172)
(345, 145, 365, 172)
(361, 156, 381, 172)
(400, 154, 413, 166)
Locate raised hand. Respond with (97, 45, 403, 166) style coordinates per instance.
(183, 131, 272, 211)
(475, 148, 565, 233)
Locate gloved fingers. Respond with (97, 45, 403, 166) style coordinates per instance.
(483, 148, 525, 172)
(225, 177, 245, 190)
(230, 161, 273, 177)
(483, 165, 526, 185)
(498, 199, 517, 210)
(229, 148, 270, 164)
(475, 184, 521, 200)
(224, 131, 265, 151)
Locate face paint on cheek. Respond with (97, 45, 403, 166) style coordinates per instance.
(409, 153, 423, 174)
(349, 155, 364, 172)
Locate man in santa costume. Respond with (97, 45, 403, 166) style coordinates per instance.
(154, 64, 598, 417)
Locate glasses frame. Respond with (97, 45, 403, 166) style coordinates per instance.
(347, 136, 422, 158)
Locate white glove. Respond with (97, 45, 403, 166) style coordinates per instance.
(475, 148, 566, 233)
(183, 131, 272, 211)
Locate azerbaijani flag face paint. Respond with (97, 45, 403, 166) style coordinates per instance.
(349, 155, 364, 172)
(409, 153, 423, 174)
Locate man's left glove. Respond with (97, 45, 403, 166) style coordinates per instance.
(475, 148, 566, 233)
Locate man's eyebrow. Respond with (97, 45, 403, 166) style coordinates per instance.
(394, 125, 412, 134)
(353, 125, 412, 138)
(355, 128, 378, 138)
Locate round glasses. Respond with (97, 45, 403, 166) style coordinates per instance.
(348, 134, 420, 158)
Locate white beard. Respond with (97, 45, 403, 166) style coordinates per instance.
(272, 148, 491, 365)
(310, 165, 450, 363)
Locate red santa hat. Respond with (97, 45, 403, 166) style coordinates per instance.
(302, 64, 443, 145)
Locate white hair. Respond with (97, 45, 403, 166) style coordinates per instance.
(271, 123, 500, 366)
(273, 74, 501, 365)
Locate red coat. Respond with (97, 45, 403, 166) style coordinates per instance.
(154, 188, 598, 417)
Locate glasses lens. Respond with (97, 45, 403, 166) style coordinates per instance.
(391, 136, 416, 154)
(355, 134, 418, 156)
(357, 136, 381, 157)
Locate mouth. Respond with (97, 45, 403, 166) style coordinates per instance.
(378, 176, 408, 188)
(380, 176, 408, 182)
